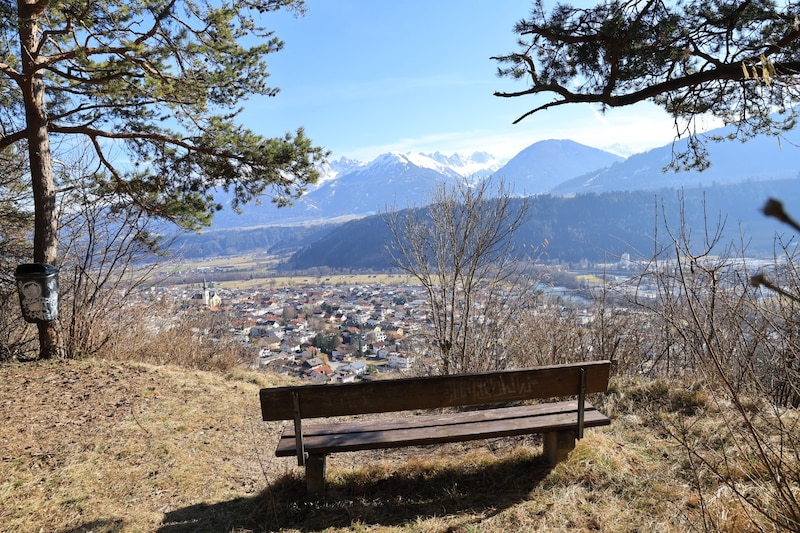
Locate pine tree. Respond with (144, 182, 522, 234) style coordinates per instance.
(494, 0, 800, 169)
(0, 0, 327, 358)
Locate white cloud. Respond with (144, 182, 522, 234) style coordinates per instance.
(343, 103, 690, 162)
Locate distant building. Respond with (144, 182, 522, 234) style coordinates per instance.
(388, 352, 414, 371)
(340, 360, 368, 376)
(333, 372, 357, 383)
(188, 280, 221, 309)
(301, 357, 325, 371)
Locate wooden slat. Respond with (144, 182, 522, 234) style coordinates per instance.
(261, 360, 611, 421)
(274, 400, 610, 456)
(281, 400, 585, 437)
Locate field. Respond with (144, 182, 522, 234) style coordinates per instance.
(154, 252, 418, 290)
(214, 273, 416, 291)
(0, 357, 772, 532)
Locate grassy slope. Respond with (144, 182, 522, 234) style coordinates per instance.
(0, 359, 288, 532)
(0, 359, 761, 532)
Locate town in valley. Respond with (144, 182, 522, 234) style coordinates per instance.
(131, 250, 773, 383)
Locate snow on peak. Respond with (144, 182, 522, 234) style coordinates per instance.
(315, 156, 368, 186)
(366, 151, 501, 178)
(424, 151, 503, 177)
(313, 150, 505, 195)
(365, 152, 454, 175)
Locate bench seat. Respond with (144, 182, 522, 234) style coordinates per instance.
(275, 400, 610, 457)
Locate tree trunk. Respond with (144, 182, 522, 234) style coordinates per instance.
(19, 0, 65, 359)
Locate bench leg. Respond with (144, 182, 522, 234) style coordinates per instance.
(306, 454, 327, 494)
(543, 431, 576, 464)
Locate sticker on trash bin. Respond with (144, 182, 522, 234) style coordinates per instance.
(18, 278, 58, 322)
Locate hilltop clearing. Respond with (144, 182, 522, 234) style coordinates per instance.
(0, 359, 779, 532)
(0, 359, 288, 531)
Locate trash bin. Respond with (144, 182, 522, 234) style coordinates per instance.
(14, 263, 59, 323)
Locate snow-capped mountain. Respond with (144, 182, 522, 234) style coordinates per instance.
(288, 152, 467, 220)
(316, 151, 502, 186)
(211, 151, 510, 228)
(424, 151, 503, 178)
(363, 152, 463, 179)
(314, 156, 366, 186)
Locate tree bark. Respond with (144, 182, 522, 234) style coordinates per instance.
(19, 0, 65, 359)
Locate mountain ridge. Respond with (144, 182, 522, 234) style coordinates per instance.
(280, 178, 800, 270)
(205, 123, 800, 241)
(491, 139, 625, 195)
(551, 126, 800, 195)
(210, 141, 622, 229)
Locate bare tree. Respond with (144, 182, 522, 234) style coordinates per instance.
(56, 184, 165, 359)
(625, 200, 800, 530)
(0, 145, 34, 360)
(385, 177, 533, 374)
(0, 145, 172, 360)
(509, 306, 585, 368)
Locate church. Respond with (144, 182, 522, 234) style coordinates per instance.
(188, 280, 222, 309)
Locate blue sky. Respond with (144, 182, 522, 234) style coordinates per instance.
(245, 1, 692, 162)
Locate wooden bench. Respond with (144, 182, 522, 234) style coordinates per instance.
(260, 360, 611, 493)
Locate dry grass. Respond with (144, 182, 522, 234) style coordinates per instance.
(0, 359, 292, 532)
(103, 322, 246, 373)
(0, 359, 792, 532)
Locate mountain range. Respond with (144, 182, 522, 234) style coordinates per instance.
(209, 140, 630, 229)
(178, 123, 800, 267)
(209, 151, 505, 228)
(209, 121, 800, 230)
(552, 126, 800, 196)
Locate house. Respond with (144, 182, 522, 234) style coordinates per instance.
(333, 371, 357, 383)
(340, 360, 368, 376)
(301, 357, 325, 372)
(304, 364, 334, 383)
(256, 353, 289, 369)
(388, 352, 415, 371)
(365, 327, 386, 343)
(372, 346, 389, 359)
(384, 329, 404, 342)
(280, 339, 301, 353)
(254, 335, 283, 352)
(250, 326, 283, 339)
(370, 341, 386, 353)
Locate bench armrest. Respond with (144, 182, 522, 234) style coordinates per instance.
(292, 391, 305, 466)
(577, 366, 586, 439)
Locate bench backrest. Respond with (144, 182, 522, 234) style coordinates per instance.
(260, 360, 611, 421)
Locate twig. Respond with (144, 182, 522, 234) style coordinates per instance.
(762, 198, 800, 234)
(130, 407, 152, 437)
(750, 273, 800, 304)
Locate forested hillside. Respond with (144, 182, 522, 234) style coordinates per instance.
(281, 178, 800, 270)
(171, 224, 337, 259)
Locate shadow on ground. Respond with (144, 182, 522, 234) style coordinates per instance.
(60, 519, 126, 533)
(157, 450, 552, 532)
